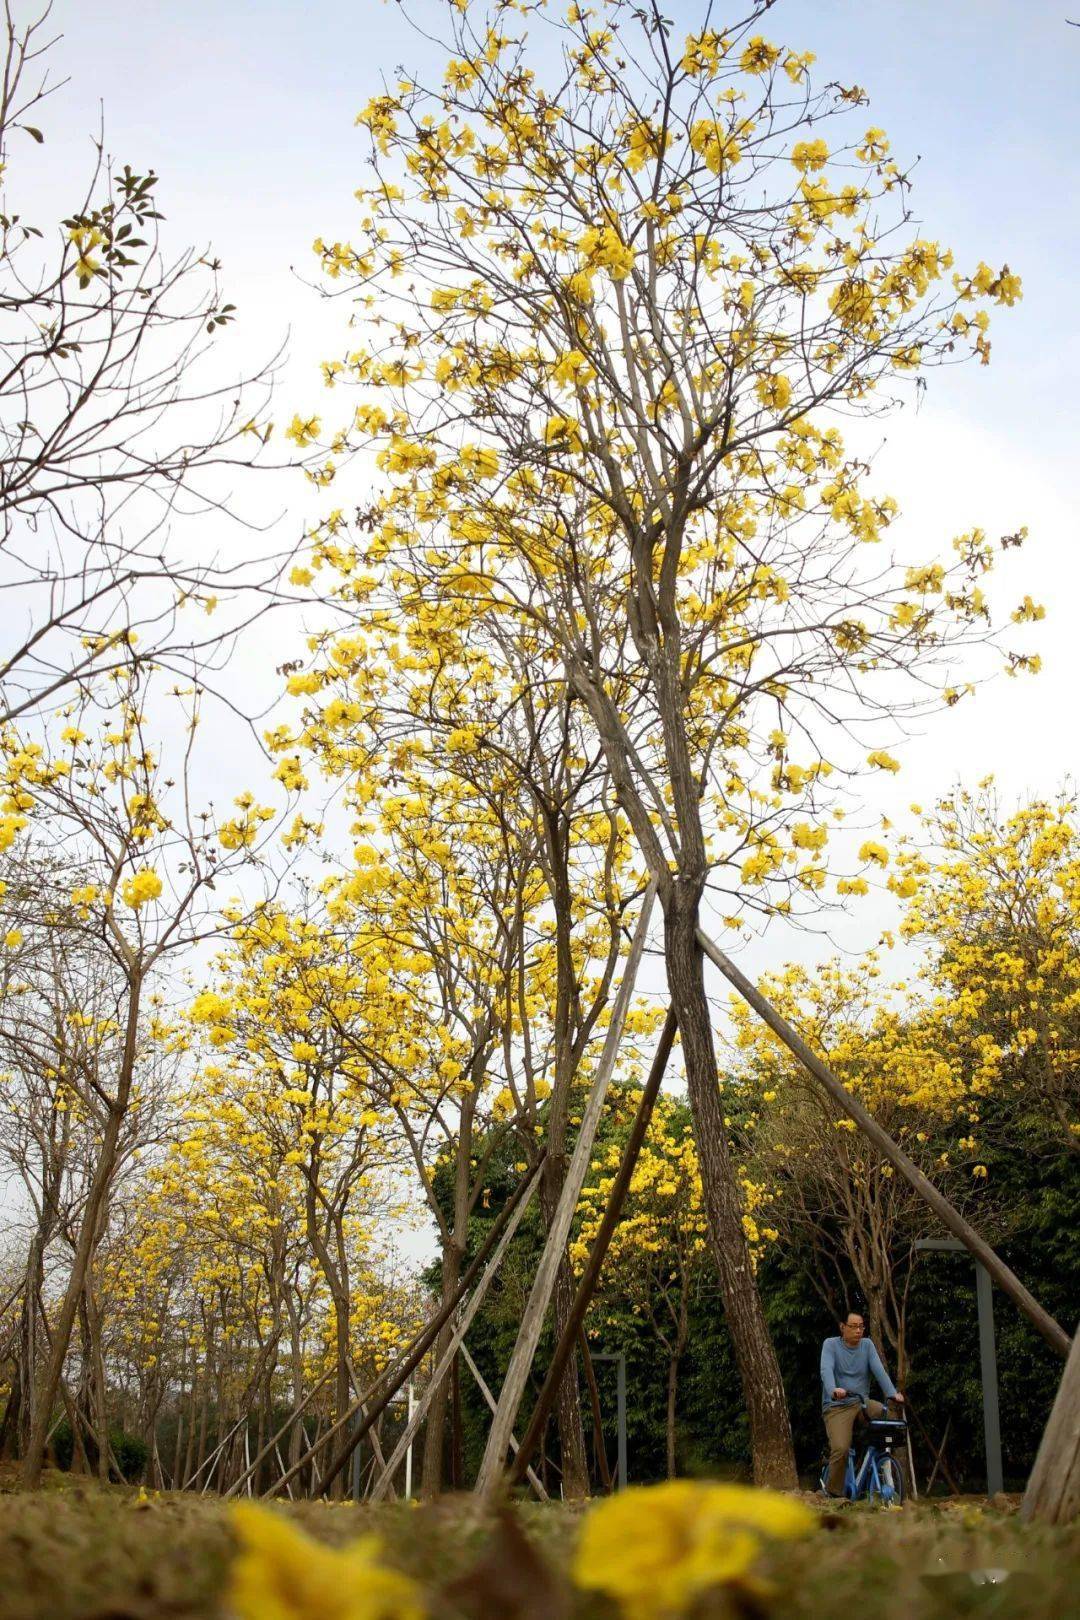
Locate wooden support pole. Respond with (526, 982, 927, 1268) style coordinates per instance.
(184, 1409, 247, 1493)
(368, 1164, 541, 1502)
(476, 882, 657, 1495)
(459, 1342, 548, 1501)
(273, 1442, 295, 1499)
(221, 1366, 337, 1500)
(696, 926, 1071, 1359)
(346, 1357, 396, 1500)
(509, 1006, 677, 1488)
(1022, 1319, 1080, 1523)
(579, 1329, 612, 1492)
(269, 1153, 546, 1501)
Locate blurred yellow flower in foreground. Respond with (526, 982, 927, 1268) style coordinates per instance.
(227, 1503, 426, 1620)
(572, 1480, 815, 1619)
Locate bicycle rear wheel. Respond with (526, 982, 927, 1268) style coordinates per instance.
(877, 1454, 904, 1506)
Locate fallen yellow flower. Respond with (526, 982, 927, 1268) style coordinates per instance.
(572, 1479, 815, 1619)
(227, 1503, 426, 1620)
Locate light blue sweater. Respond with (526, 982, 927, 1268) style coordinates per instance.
(820, 1336, 898, 1412)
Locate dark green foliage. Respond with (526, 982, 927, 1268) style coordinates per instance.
(902, 1121, 1079, 1491)
(51, 1421, 150, 1483)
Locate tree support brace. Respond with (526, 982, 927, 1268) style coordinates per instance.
(476, 882, 657, 1495)
(266, 1152, 547, 1500)
(508, 1006, 678, 1488)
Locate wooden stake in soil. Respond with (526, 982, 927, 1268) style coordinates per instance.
(459, 1342, 549, 1501)
(368, 1163, 541, 1501)
(269, 1153, 546, 1500)
(476, 882, 657, 1496)
(509, 1006, 677, 1488)
(1022, 1319, 1080, 1524)
(221, 1366, 337, 1499)
(696, 926, 1071, 1359)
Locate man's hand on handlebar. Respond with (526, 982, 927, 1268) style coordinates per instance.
(891, 1393, 905, 1404)
(833, 1387, 848, 1399)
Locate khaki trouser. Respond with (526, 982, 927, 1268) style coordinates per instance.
(824, 1399, 885, 1495)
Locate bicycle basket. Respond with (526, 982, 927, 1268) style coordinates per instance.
(865, 1418, 907, 1447)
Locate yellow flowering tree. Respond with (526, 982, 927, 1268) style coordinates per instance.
(0, 851, 183, 1470)
(0, 669, 277, 1487)
(185, 897, 409, 1486)
(895, 785, 1080, 1152)
(293, 0, 1032, 1483)
(279, 587, 647, 1495)
(96, 1096, 418, 1494)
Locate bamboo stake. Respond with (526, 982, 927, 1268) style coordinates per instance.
(509, 1007, 677, 1487)
(459, 1342, 548, 1501)
(578, 1328, 611, 1492)
(267, 1154, 546, 1500)
(184, 1409, 247, 1492)
(477, 881, 658, 1495)
(273, 1442, 295, 1499)
(906, 1424, 919, 1501)
(1022, 1319, 1080, 1523)
(346, 1358, 396, 1500)
(696, 926, 1071, 1359)
(369, 1167, 541, 1502)
(221, 1366, 337, 1500)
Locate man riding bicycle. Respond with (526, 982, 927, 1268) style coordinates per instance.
(820, 1311, 905, 1497)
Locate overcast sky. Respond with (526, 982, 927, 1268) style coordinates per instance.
(19, 0, 1080, 981)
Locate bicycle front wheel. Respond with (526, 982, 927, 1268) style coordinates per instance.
(877, 1455, 905, 1506)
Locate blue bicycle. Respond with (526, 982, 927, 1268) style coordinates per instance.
(820, 1403, 907, 1506)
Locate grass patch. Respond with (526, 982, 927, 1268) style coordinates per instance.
(0, 1474, 1075, 1620)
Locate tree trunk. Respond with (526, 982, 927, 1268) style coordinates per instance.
(666, 1291, 690, 1480)
(579, 1330, 611, 1491)
(21, 965, 143, 1490)
(666, 1353, 679, 1480)
(421, 1242, 461, 1498)
(0, 1373, 20, 1460)
(566, 646, 796, 1486)
(59, 1378, 91, 1475)
(536, 802, 595, 1502)
(329, 1295, 350, 1500)
(195, 1353, 211, 1483)
(14, 1234, 45, 1458)
(865, 1285, 887, 1364)
(450, 1349, 464, 1490)
(1022, 1318, 1080, 1524)
(172, 1405, 186, 1491)
(20, 1108, 124, 1487)
(84, 1285, 111, 1482)
(549, 1253, 589, 1498)
(663, 898, 797, 1488)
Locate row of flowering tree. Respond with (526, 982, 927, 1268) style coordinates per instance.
(4, 760, 1074, 1491)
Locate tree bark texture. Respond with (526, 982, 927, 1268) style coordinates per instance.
(663, 898, 797, 1488)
